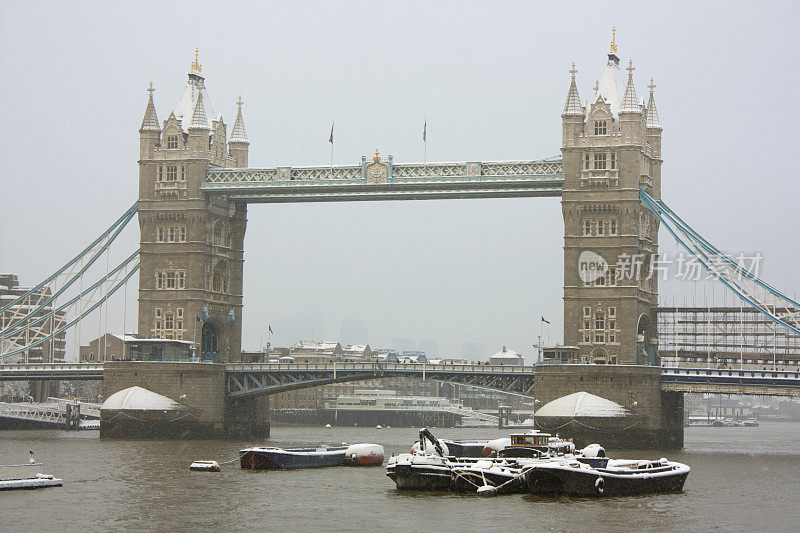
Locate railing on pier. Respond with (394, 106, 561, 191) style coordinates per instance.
(0, 363, 104, 381)
(660, 366, 800, 396)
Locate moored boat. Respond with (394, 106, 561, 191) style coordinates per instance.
(0, 461, 62, 491)
(240, 443, 384, 470)
(524, 457, 690, 497)
(386, 453, 456, 491)
(189, 460, 221, 472)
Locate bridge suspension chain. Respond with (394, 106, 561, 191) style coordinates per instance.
(640, 189, 800, 336)
(0, 202, 138, 329)
(0, 249, 140, 342)
(0, 259, 140, 360)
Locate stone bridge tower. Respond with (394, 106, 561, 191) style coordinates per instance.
(137, 52, 249, 363)
(561, 35, 663, 365)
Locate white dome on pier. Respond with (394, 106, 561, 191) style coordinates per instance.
(535, 391, 629, 418)
(101, 386, 184, 411)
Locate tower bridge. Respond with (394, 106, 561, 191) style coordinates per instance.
(2, 36, 799, 447)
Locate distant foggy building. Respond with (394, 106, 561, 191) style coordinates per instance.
(392, 338, 416, 353)
(339, 319, 368, 345)
(488, 345, 524, 366)
(460, 341, 482, 362)
(418, 339, 440, 358)
(79, 333, 126, 362)
(272, 312, 325, 345)
(0, 274, 66, 363)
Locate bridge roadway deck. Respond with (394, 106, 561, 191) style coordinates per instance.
(224, 362, 536, 398)
(201, 159, 564, 202)
(1, 363, 798, 397)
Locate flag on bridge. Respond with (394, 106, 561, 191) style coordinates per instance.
(423, 117, 427, 142)
(541, 316, 550, 325)
(329, 122, 334, 144)
(268, 324, 273, 334)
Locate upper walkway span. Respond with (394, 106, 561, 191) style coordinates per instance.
(202, 158, 564, 203)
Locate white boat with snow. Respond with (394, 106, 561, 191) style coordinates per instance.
(524, 456, 690, 497)
(0, 461, 62, 491)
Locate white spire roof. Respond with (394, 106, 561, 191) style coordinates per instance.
(189, 90, 210, 130)
(594, 54, 623, 117)
(230, 95, 249, 143)
(562, 63, 583, 116)
(646, 78, 662, 128)
(174, 73, 217, 131)
(620, 60, 641, 113)
(140, 82, 160, 132)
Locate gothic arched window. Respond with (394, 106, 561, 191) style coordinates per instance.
(595, 311, 605, 331)
(594, 120, 607, 135)
(213, 221, 224, 246)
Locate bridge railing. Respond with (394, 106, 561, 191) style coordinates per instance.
(0, 363, 104, 371)
(205, 160, 564, 188)
(661, 367, 800, 381)
(225, 362, 536, 374)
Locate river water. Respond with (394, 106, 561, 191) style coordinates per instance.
(1, 422, 799, 532)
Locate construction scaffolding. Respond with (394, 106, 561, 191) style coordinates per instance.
(657, 307, 800, 369)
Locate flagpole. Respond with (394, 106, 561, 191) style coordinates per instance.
(423, 116, 427, 176)
(329, 121, 334, 177)
(539, 318, 543, 364)
(266, 323, 272, 360)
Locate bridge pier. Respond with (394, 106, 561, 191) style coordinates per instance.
(101, 362, 227, 438)
(533, 365, 683, 450)
(225, 395, 270, 439)
(101, 361, 272, 439)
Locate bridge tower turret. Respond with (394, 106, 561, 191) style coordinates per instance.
(228, 96, 250, 167)
(139, 82, 161, 160)
(136, 51, 248, 363)
(561, 34, 662, 365)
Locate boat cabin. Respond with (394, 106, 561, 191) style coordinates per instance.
(509, 433, 551, 447)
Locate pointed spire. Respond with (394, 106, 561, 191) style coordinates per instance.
(140, 82, 160, 132)
(229, 95, 249, 143)
(189, 90, 210, 130)
(620, 60, 640, 112)
(609, 26, 618, 57)
(563, 63, 583, 116)
(190, 48, 202, 76)
(646, 78, 661, 128)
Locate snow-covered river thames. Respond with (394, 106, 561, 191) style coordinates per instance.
(2, 422, 799, 532)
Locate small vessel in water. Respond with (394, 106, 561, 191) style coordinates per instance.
(1, 455, 62, 491)
(387, 429, 689, 497)
(240, 443, 384, 470)
(387, 428, 531, 493)
(524, 457, 690, 497)
(189, 460, 221, 472)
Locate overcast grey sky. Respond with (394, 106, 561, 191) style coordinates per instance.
(1, 1, 798, 361)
